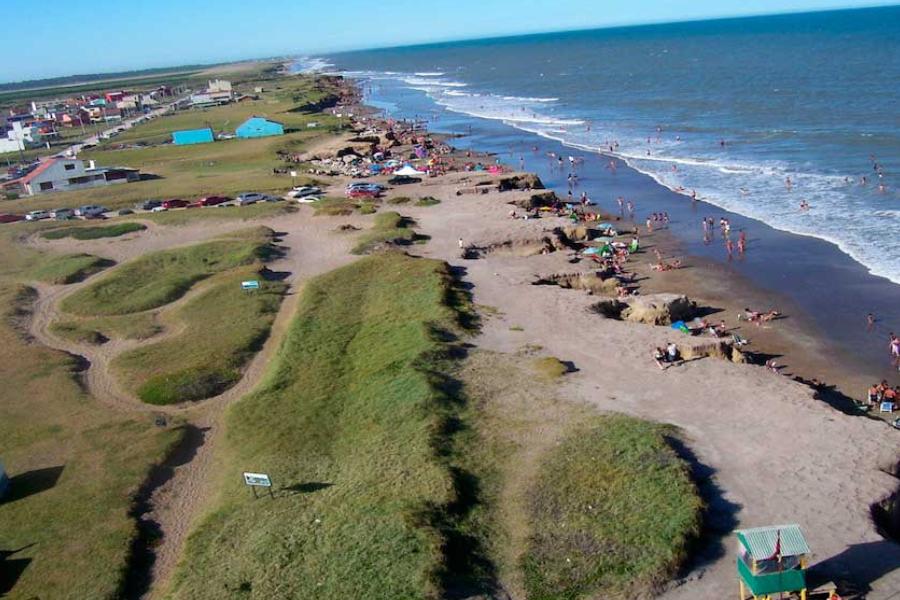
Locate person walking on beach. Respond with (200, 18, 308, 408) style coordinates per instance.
(890, 333, 900, 367)
(738, 230, 747, 254)
(725, 238, 734, 258)
(458, 237, 464, 250)
(866, 313, 875, 331)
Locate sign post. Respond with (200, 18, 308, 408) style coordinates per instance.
(243, 472, 273, 499)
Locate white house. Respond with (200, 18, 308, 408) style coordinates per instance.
(1, 157, 140, 196)
(0, 122, 43, 154)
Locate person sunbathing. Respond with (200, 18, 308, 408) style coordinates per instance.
(653, 347, 667, 370)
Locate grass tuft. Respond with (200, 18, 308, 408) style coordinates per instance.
(522, 415, 703, 600)
(415, 196, 441, 207)
(31, 253, 116, 284)
(351, 211, 421, 255)
(532, 356, 568, 380)
(41, 222, 146, 240)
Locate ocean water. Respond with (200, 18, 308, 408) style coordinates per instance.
(302, 6, 900, 285)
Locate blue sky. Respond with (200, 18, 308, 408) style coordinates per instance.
(3, 0, 890, 82)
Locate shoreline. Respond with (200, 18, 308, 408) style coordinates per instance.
(338, 71, 899, 409)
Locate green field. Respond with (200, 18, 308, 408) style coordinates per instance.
(30, 252, 115, 284)
(61, 228, 276, 316)
(112, 267, 286, 405)
(0, 76, 345, 215)
(522, 416, 703, 600)
(167, 253, 467, 599)
(50, 312, 162, 345)
(41, 222, 146, 240)
(0, 236, 183, 598)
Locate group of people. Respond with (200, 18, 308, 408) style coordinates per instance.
(740, 307, 782, 325)
(652, 342, 681, 370)
(867, 380, 898, 408)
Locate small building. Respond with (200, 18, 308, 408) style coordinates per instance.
(172, 128, 215, 146)
(736, 524, 810, 600)
(190, 80, 235, 108)
(0, 157, 140, 196)
(236, 116, 284, 139)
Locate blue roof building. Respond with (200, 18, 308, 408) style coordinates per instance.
(236, 116, 284, 139)
(172, 128, 215, 145)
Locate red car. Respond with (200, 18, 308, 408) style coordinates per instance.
(197, 195, 231, 207)
(0, 213, 26, 224)
(347, 188, 380, 199)
(162, 198, 189, 209)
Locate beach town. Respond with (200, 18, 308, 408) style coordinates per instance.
(1, 6, 899, 600)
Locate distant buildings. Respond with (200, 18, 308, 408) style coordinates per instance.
(236, 116, 284, 139)
(1, 157, 140, 196)
(0, 121, 43, 154)
(172, 127, 215, 145)
(190, 80, 235, 108)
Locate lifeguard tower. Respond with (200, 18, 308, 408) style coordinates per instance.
(737, 524, 811, 600)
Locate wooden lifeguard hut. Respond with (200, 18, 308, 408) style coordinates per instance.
(737, 524, 811, 600)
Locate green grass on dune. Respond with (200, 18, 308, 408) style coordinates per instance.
(522, 415, 703, 600)
(41, 222, 146, 240)
(112, 268, 286, 405)
(31, 253, 115, 284)
(51, 312, 162, 345)
(168, 253, 466, 599)
(0, 284, 183, 599)
(60, 228, 277, 316)
(351, 211, 423, 255)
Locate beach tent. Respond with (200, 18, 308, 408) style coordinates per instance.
(395, 165, 426, 176)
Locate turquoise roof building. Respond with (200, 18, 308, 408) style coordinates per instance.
(172, 128, 215, 145)
(236, 116, 284, 139)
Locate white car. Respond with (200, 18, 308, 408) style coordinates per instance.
(294, 195, 320, 204)
(151, 206, 168, 213)
(25, 210, 50, 221)
(76, 205, 108, 217)
(290, 186, 321, 197)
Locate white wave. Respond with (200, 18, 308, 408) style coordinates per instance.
(292, 56, 335, 73)
(414, 72, 445, 76)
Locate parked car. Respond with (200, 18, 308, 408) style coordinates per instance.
(118, 208, 135, 216)
(294, 195, 320, 204)
(0, 213, 26, 224)
(75, 205, 108, 217)
(388, 175, 422, 185)
(290, 186, 321, 197)
(346, 182, 384, 192)
(138, 200, 162, 211)
(162, 199, 189, 210)
(52, 208, 76, 220)
(347, 188, 381, 199)
(25, 210, 50, 221)
(197, 195, 231, 207)
(151, 205, 168, 213)
(236, 192, 269, 206)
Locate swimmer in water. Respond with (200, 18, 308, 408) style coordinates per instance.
(785, 176, 793, 191)
(799, 200, 810, 211)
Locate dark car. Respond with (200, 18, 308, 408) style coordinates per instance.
(162, 199, 189, 210)
(388, 175, 422, 185)
(0, 213, 25, 224)
(118, 208, 135, 216)
(197, 195, 231, 207)
(138, 200, 162, 211)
